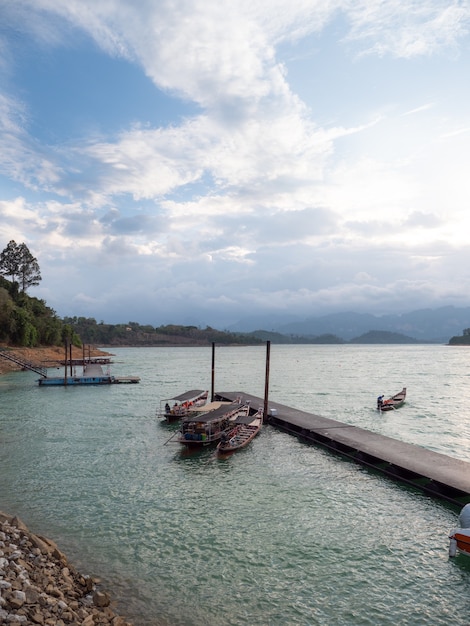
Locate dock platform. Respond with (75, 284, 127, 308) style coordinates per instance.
(215, 391, 470, 508)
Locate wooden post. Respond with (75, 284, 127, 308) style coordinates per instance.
(211, 342, 215, 402)
(263, 341, 270, 423)
(69, 343, 73, 376)
(64, 340, 68, 386)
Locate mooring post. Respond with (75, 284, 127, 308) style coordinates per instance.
(263, 341, 271, 423)
(211, 342, 215, 402)
(64, 340, 68, 386)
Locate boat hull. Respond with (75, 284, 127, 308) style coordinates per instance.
(217, 414, 262, 453)
(178, 402, 249, 447)
(217, 425, 259, 453)
(378, 388, 406, 411)
(449, 528, 470, 556)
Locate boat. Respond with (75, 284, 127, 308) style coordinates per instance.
(217, 408, 263, 454)
(449, 503, 470, 557)
(177, 401, 250, 447)
(377, 387, 406, 411)
(157, 390, 209, 422)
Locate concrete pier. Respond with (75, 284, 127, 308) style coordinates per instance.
(216, 391, 470, 508)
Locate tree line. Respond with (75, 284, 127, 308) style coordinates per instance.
(62, 318, 263, 346)
(448, 329, 470, 345)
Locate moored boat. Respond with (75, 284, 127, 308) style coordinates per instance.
(217, 408, 263, 454)
(177, 401, 249, 447)
(157, 390, 209, 422)
(449, 503, 470, 557)
(377, 387, 406, 411)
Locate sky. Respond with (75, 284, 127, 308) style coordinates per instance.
(1, 0, 470, 329)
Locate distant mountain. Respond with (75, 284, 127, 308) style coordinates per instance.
(229, 306, 470, 342)
(248, 330, 345, 344)
(228, 313, 302, 333)
(350, 330, 422, 344)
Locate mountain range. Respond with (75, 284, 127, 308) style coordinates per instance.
(227, 306, 470, 343)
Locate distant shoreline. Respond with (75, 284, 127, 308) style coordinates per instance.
(0, 345, 114, 376)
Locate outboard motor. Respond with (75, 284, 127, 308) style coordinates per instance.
(459, 503, 470, 528)
(449, 503, 470, 557)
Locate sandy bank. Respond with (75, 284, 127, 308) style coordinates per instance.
(0, 346, 113, 376)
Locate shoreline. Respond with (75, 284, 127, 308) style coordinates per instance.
(0, 345, 114, 377)
(0, 511, 133, 625)
(0, 345, 134, 624)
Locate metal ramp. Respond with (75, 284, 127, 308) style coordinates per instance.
(0, 348, 48, 378)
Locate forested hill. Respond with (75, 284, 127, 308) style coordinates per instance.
(62, 318, 263, 346)
(0, 276, 65, 346)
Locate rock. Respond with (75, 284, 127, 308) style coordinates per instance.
(0, 512, 134, 625)
(30, 610, 45, 624)
(93, 590, 111, 607)
(9, 590, 26, 609)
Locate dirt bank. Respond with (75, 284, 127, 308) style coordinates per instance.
(0, 345, 113, 376)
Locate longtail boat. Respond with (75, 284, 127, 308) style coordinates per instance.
(377, 387, 406, 411)
(217, 408, 263, 454)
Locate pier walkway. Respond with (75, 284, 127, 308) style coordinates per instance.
(216, 391, 470, 508)
(0, 348, 47, 378)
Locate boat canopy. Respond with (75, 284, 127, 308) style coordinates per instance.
(232, 414, 258, 425)
(165, 389, 207, 403)
(192, 400, 230, 413)
(181, 401, 244, 424)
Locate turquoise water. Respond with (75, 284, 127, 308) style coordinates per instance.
(1, 345, 470, 625)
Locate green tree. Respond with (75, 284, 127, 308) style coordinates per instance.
(10, 307, 38, 346)
(0, 240, 21, 284)
(17, 243, 41, 292)
(0, 240, 42, 292)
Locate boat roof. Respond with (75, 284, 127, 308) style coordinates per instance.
(181, 402, 243, 423)
(165, 389, 207, 403)
(233, 414, 259, 425)
(192, 400, 231, 413)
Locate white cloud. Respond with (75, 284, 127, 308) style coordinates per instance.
(344, 0, 470, 58)
(2, 0, 470, 326)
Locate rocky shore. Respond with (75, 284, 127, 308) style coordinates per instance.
(0, 512, 133, 625)
(1, 346, 134, 625)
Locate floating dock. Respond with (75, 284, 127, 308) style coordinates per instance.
(38, 363, 140, 386)
(37, 375, 140, 386)
(216, 391, 470, 508)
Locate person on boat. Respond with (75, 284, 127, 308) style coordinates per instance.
(377, 395, 384, 410)
(165, 403, 171, 414)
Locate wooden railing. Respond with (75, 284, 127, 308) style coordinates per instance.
(0, 348, 48, 378)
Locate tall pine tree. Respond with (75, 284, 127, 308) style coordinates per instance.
(0, 240, 42, 292)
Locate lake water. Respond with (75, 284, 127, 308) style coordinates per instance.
(1, 344, 470, 625)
